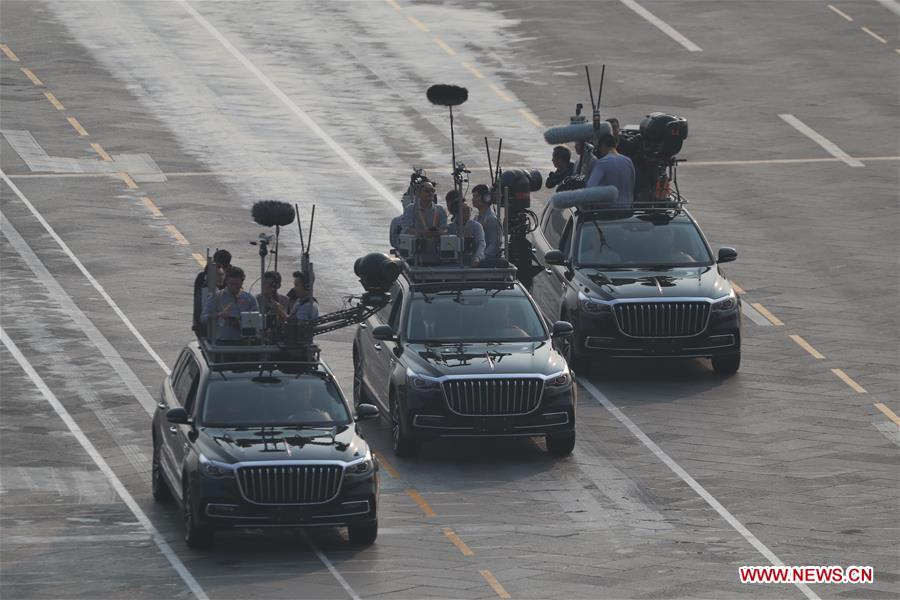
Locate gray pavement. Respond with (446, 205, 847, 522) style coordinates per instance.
(1, 1, 898, 599)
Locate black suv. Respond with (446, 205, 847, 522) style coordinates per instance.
(352, 265, 576, 457)
(151, 342, 381, 548)
(529, 203, 742, 374)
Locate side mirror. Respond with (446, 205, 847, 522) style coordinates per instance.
(372, 324, 396, 341)
(355, 403, 380, 421)
(166, 407, 190, 425)
(551, 320, 574, 338)
(717, 247, 738, 263)
(544, 249, 569, 267)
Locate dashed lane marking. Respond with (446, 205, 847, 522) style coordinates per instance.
(731, 281, 744, 294)
(578, 378, 821, 600)
(385, 0, 402, 11)
(407, 15, 429, 32)
(375, 451, 400, 479)
(828, 4, 854, 21)
(20, 67, 43, 86)
(462, 61, 485, 79)
(165, 224, 191, 246)
(406, 489, 437, 517)
(0, 330, 208, 600)
(874, 403, 900, 426)
(789, 334, 825, 359)
(831, 368, 868, 394)
(0, 43, 19, 61)
(742, 303, 773, 327)
(861, 26, 888, 43)
(67, 117, 89, 137)
(489, 83, 513, 102)
(779, 114, 864, 167)
(618, 0, 702, 52)
(443, 527, 474, 556)
(192, 252, 207, 267)
(141, 196, 164, 217)
(120, 172, 138, 188)
(750, 302, 783, 326)
(518, 108, 544, 128)
(480, 570, 511, 599)
(432, 36, 456, 56)
(43, 91, 65, 110)
(90, 143, 112, 162)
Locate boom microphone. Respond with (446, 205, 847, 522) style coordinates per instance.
(252, 201, 295, 227)
(543, 121, 612, 145)
(426, 84, 469, 107)
(551, 186, 619, 209)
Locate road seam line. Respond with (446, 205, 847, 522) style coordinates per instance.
(789, 334, 825, 359)
(406, 489, 437, 516)
(778, 114, 864, 167)
(300, 531, 362, 600)
(20, 67, 43, 86)
(443, 527, 474, 556)
(831, 368, 867, 394)
(67, 116, 89, 136)
(749, 302, 783, 326)
(618, 0, 702, 52)
(874, 403, 900, 426)
(480, 569, 511, 599)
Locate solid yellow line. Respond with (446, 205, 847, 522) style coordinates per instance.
(831, 368, 867, 394)
(43, 91, 65, 110)
(67, 116, 89, 137)
(462, 61, 485, 80)
(120, 172, 138, 189)
(405, 489, 436, 517)
(192, 252, 207, 267)
(140, 196, 164, 217)
(861, 26, 887, 44)
(384, 0, 402, 11)
(407, 15, 429, 32)
(375, 452, 400, 479)
(443, 527, 474, 556)
(750, 303, 783, 326)
(789, 334, 825, 359)
(480, 570, 511, 599)
(0, 43, 20, 61)
(489, 83, 513, 102)
(518, 108, 543, 128)
(21, 67, 43, 86)
(828, 4, 853, 21)
(432, 36, 456, 56)
(91, 143, 113, 162)
(731, 281, 745, 295)
(873, 403, 900, 426)
(165, 224, 190, 246)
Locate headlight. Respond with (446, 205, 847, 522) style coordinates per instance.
(407, 369, 440, 391)
(546, 372, 571, 387)
(578, 291, 610, 314)
(198, 453, 235, 478)
(345, 457, 374, 477)
(712, 290, 737, 311)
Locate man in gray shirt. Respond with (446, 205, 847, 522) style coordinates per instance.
(448, 203, 486, 267)
(472, 184, 503, 260)
(288, 271, 319, 322)
(202, 266, 259, 343)
(587, 133, 635, 207)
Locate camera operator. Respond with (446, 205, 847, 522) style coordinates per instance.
(448, 202, 486, 267)
(287, 271, 319, 322)
(201, 266, 258, 344)
(587, 132, 635, 207)
(193, 249, 231, 337)
(256, 271, 290, 340)
(605, 118, 621, 150)
(573, 141, 596, 178)
(472, 184, 502, 260)
(545, 146, 575, 190)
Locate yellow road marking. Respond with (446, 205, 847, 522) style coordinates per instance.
(750, 303, 783, 326)
(442, 527, 474, 556)
(405, 489, 436, 516)
(462, 61, 485, 79)
(789, 334, 825, 359)
(91, 143, 112, 162)
(384, 0, 402, 11)
(165, 224, 190, 246)
(861, 26, 887, 44)
(407, 15, 429, 32)
(20, 67, 43, 86)
(0, 43, 19, 61)
(731, 281, 745, 295)
(518, 108, 543, 128)
(489, 83, 513, 102)
(831, 368, 867, 394)
(43, 91, 65, 110)
(120, 172, 138, 189)
(432, 36, 456, 56)
(827, 4, 853, 21)
(67, 116, 89, 137)
(480, 570, 511, 599)
(375, 452, 400, 479)
(140, 196, 164, 217)
(874, 403, 900, 426)
(192, 252, 207, 267)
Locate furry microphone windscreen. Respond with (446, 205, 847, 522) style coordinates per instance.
(543, 121, 612, 145)
(252, 201, 296, 227)
(551, 186, 619, 209)
(426, 84, 469, 107)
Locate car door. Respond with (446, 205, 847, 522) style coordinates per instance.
(533, 205, 572, 319)
(159, 351, 188, 489)
(166, 354, 201, 493)
(363, 283, 402, 409)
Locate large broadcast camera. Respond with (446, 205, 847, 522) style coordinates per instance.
(495, 168, 543, 288)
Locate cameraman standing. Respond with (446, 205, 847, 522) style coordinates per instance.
(587, 132, 635, 207)
(545, 146, 575, 190)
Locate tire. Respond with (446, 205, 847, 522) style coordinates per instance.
(352, 347, 369, 408)
(151, 438, 172, 503)
(546, 431, 576, 456)
(182, 478, 214, 549)
(348, 520, 378, 545)
(712, 352, 741, 376)
(390, 393, 420, 458)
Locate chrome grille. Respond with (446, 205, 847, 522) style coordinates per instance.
(614, 302, 710, 337)
(236, 465, 343, 504)
(442, 378, 543, 416)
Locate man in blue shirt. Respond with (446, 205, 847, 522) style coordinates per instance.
(202, 266, 258, 343)
(472, 184, 503, 260)
(587, 133, 635, 207)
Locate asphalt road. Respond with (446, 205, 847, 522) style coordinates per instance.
(1, 1, 898, 599)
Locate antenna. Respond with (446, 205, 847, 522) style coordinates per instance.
(484, 137, 494, 186)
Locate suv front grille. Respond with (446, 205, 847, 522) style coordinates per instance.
(614, 302, 710, 337)
(442, 378, 543, 416)
(236, 465, 343, 504)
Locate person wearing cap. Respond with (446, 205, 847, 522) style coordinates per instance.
(472, 184, 503, 260)
(448, 203, 486, 267)
(546, 146, 575, 190)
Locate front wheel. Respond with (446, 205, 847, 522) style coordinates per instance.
(712, 353, 741, 376)
(390, 394, 420, 458)
(348, 521, 378, 545)
(546, 431, 576, 456)
(183, 479, 214, 549)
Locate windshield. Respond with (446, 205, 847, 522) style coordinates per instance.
(201, 373, 351, 427)
(406, 291, 547, 343)
(575, 219, 713, 268)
